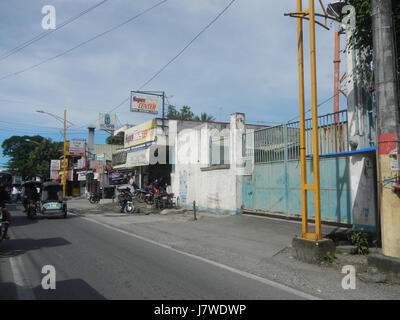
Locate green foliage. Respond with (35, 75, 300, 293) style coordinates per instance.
(1, 135, 62, 181)
(167, 105, 194, 120)
(167, 105, 215, 122)
(323, 251, 334, 263)
(343, 0, 400, 86)
(167, 105, 180, 119)
(106, 132, 124, 145)
(193, 112, 216, 122)
(347, 226, 369, 255)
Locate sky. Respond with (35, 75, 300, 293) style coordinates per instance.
(0, 0, 348, 168)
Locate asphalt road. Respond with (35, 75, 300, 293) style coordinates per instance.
(0, 205, 315, 300)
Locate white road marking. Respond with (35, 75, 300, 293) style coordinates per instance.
(9, 254, 35, 300)
(72, 213, 321, 300)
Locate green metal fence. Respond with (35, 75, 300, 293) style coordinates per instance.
(249, 110, 349, 163)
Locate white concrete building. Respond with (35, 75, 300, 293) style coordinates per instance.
(170, 113, 257, 214)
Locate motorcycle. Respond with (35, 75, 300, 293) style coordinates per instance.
(88, 191, 101, 204)
(0, 208, 10, 243)
(155, 190, 174, 209)
(117, 188, 135, 214)
(21, 181, 42, 219)
(133, 188, 147, 203)
(144, 184, 159, 205)
(27, 200, 41, 219)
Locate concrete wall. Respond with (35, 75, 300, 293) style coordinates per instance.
(242, 153, 378, 230)
(350, 153, 378, 231)
(170, 114, 246, 214)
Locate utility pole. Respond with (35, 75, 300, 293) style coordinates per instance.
(37, 108, 71, 199)
(63, 109, 67, 199)
(372, 0, 400, 258)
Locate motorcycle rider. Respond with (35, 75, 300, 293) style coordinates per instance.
(0, 186, 11, 240)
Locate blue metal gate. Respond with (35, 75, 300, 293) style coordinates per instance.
(242, 111, 354, 224)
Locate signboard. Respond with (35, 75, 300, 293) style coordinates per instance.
(76, 157, 86, 170)
(130, 93, 159, 114)
(391, 160, 400, 171)
(50, 170, 59, 180)
(112, 151, 127, 166)
(124, 119, 156, 148)
(108, 171, 127, 185)
(69, 139, 86, 156)
(50, 160, 61, 170)
(77, 172, 87, 181)
(90, 160, 104, 173)
(126, 148, 150, 167)
(99, 113, 116, 130)
(67, 169, 74, 181)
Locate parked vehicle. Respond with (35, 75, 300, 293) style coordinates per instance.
(117, 187, 135, 214)
(40, 182, 67, 218)
(22, 181, 42, 219)
(88, 191, 102, 204)
(0, 172, 12, 243)
(155, 190, 175, 209)
(144, 183, 160, 205)
(133, 188, 147, 203)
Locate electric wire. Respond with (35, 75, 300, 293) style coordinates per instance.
(75, 0, 237, 130)
(0, 0, 110, 62)
(0, 0, 168, 82)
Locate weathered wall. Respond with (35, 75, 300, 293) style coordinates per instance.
(350, 153, 378, 231)
(242, 154, 377, 229)
(170, 114, 246, 214)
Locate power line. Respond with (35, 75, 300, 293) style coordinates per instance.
(138, 0, 237, 90)
(0, 0, 109, 62)
(0, 0, 169, 82)
(286, 92, 340, 123)
(76, 0, 238, 129)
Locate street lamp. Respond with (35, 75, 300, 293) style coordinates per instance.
(36, 109, 71, 198)
(25, 138, 40, 145)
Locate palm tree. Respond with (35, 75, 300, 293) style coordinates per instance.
(194, 112, 215, 122)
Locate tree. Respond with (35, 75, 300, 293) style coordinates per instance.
(343, 0, 400, 86)
(166, 105, 194, 120)
(106, 132, 124, 145)
(1, 135, 62, 180)
(194, 112, 216, 122)
(167, 105, 215, 121)
(167, 105, 180, 119)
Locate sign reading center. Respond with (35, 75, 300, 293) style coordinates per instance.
(130, 93, 159, 114)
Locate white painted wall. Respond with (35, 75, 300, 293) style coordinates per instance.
(350, 153, 377, 231)
(170, 114, 247, 214)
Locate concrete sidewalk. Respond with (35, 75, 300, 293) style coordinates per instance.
(67, 199, 400, 300)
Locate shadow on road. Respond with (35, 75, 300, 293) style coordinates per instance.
(9, 211, 79, 228)
(0, 237, 71, 258)
(33, 278, 107, 300)
(0, 279, 107, 300)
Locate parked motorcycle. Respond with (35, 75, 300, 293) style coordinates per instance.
(117, 188, 135, 214)
(132, 188, 147, 203)
(154, 190, 174, 209)
(88, 191, 101, 204)
(144, 184, 159, 205)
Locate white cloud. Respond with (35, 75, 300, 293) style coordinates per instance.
(0, 0, 342, 133)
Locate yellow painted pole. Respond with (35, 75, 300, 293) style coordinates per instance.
(297, 0, 308, 237)
(63, 109, 67, 199)
(309, 0, 322, 240)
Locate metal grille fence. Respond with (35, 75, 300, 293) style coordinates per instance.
(247, 110, 349, 163)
